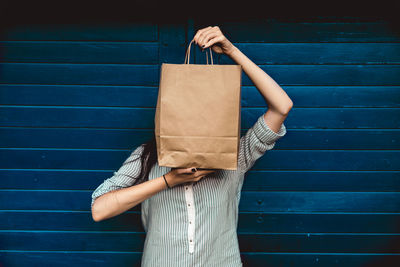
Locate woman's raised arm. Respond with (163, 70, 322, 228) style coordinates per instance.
(193, 26, 293, 133)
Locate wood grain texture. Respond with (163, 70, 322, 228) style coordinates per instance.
(1, 18, 399, 267)
(1, 107, 399, 128)
(1, 85, 399, 107)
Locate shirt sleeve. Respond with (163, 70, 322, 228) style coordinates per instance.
(238, 113, 287, 174)
(91, 144, 145, 208)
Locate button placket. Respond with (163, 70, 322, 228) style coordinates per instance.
(184, 182, 195, 253)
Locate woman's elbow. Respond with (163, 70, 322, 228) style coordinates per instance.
(91, 200, 104, 222)
(279, 100, 293, 116)
(284, 100, 294, 114)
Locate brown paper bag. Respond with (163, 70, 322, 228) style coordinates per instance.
(155, 39, 242, 170)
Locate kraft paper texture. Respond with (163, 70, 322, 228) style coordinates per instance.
(155, 62, 242, 170)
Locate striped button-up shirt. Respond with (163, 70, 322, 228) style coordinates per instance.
(91, 114, 287, 266)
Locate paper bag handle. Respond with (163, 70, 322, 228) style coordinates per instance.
(184, 38, 214, 65)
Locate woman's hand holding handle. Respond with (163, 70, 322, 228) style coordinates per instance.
(192, 26, 237, 56)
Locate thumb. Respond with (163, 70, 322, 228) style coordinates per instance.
(176, 167, 197, 175)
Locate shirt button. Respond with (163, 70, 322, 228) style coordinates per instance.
(189, 221, 192, 224)
(188, 204, 190, 206)
(185, 187, 188, 190)
(190, 240, 192, 242)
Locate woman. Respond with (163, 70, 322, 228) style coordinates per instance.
(91, 26, 293, 266)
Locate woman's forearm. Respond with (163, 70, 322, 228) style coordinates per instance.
(227, 46, 293, 115)
(91, 175, 170, 222)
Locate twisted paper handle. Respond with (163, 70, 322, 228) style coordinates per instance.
(184, 38, 214, 65)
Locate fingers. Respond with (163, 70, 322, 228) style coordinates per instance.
(176, 167, 196, 175)
(197, 28, 218, 47)
(200, 31, 220, 49)
(175, 167, 216, 176)
(193, 26, 212, 45)
(193, 26, 221, 48)
(203, 35, 224, 49)
(194, 175, 204, 181)
(194, 171, 214, 181)
(196, 170, 216, 176)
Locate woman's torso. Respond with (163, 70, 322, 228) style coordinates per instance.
(140, 161, 245, 267)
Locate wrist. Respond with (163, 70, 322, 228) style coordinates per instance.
(164, 172, 176, 188)
(225, 45, 239, 58)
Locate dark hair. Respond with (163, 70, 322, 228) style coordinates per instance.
(131, 132, 158, 186)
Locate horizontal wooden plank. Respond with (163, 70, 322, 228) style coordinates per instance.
(1, 64, 399, 86)
(0, 148, 398, 171)
(0, 170, 115, 190)
(245, 65, 400, 86)
(239, 192, 400, 212)
(0, 85, 159, 107)
(242, 171, 400, 192)
(0, 231, 399, 253)
(0, 107, 399, 128)
(0, 128, 152, 149)
(159, 24, 187, 64)
(252, 150, 400, 171)
(1, 170, 399, 192)
(0, 106, 155, 128)
(242, 86, 400, 108)
(0, 191, 399, 212)
(2, 24, 158, 41)
(241, 253, 400, 267)
(238, 212, 400, 234)
(0, 64, 159, 86)
(1, 85, 399, 108)
(1, 251, 398, 267)
(1, 211, 400, 233)
(285, 108, 399, 128)
(217, 21, 400, 42)
(0, 127, 398, 150)
(239, 233, 400, 253)
(0, 41, 158, 64)
(0, 251, 142, 267)
(218, 43, 400, 64)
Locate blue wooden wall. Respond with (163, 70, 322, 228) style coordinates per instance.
(1, 17, 399, 266)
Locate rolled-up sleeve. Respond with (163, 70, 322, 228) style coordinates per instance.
(238, 113, 287, 174)
(91, 144, 144, 207)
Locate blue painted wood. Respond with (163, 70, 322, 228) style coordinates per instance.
(159, 24, 186, 64)
(242, 86, 400, 107)
(240, 254, 400, 267)
(0, 128, 152, 149)
(252, 150, 400, 171)
(1, 170, 400, 192)
(0, 252, 143, 267)
(0, 252, 399, 267)
(0, 231, 399, 253)
(2, 211, 400, 233)
(2, 24, 158, 41)
(0, 149, 399, 170)
(1, 251, 398, 267)
(243, 65, 400, 85)
(0, 41, 159, 63)
(0, 190, 399, 212)
(219, 43, 400, 64)
(0, 63, 159, 85)
(3, 85, 399, 107)
(0, 85, 159, 106)
(1, 107, 399, 128)
(1, 18, 399, 267)
(1, 166, 400, 192)
(0, 128, 398, 150)
(2, 64, 399, 85)
(242, 171, 400, 191)
(217, 21, 400, 42)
